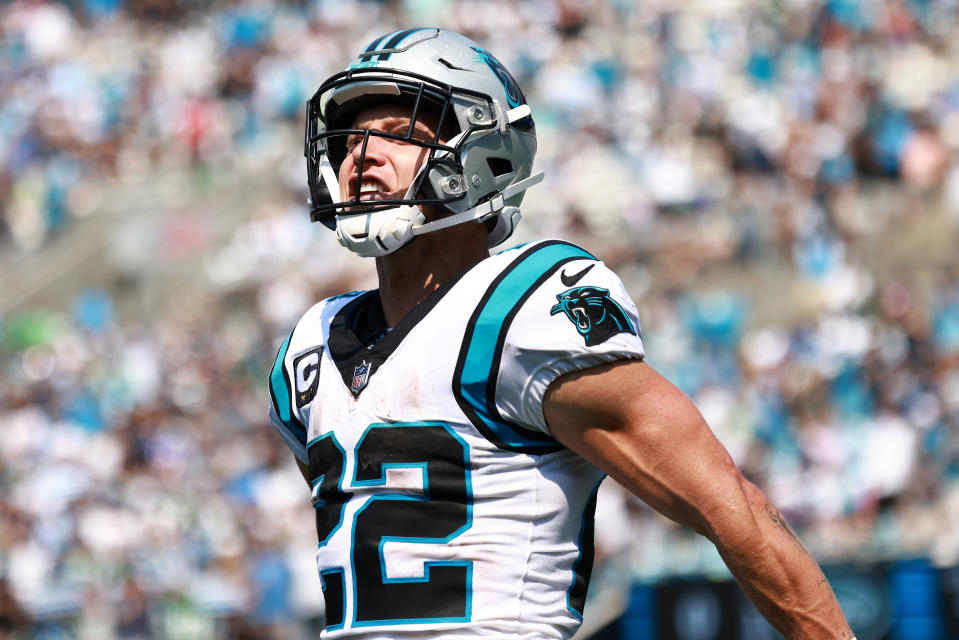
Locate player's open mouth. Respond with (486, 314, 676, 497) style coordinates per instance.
(350, 180, 389, 202)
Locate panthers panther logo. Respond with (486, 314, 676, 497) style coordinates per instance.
(550, 286, 636, 346)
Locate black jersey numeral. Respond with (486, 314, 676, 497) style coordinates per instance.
(309, 433, 350, 545)
(307, 422, 473, 629)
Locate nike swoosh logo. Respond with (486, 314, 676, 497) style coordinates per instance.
(560, 263, 595, 287)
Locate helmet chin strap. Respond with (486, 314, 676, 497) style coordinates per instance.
(334, 202, 425, 258)
(333, 171, 543, 258)
(410, 171, 543, 236)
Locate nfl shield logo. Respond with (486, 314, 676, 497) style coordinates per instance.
(351, 360, 372, 394)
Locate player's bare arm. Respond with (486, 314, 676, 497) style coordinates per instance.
(544, 359, 855, 640)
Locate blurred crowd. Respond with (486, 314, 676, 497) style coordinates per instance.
(2, 0, 959, 636)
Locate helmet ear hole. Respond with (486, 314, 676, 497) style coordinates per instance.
(487, 157, 513, 177)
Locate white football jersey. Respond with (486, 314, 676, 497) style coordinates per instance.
(269, 240, 645, 639)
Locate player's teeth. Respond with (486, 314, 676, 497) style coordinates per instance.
(359, 181, 380, 194)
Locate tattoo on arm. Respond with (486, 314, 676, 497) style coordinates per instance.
(761, 504, 852, 636)
(764, 503, 802, 547)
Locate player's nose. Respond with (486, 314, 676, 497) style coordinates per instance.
(350, 132, 389, 166)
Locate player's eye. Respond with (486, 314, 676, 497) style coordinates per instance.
(384, 126, 414, 144)
(394, 121, 436, 143)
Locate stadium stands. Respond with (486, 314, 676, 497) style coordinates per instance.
(2, 0, 958, 637)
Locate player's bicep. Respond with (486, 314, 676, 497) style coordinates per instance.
(543, 360, 749, 538)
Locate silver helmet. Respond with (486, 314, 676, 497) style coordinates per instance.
(305, 28, 542, 257)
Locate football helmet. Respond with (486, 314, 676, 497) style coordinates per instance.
(305, 28, 542, 257)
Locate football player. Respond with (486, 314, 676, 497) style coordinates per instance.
(269, 27, 855, 639)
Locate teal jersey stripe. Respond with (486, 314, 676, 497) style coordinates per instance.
(456, 241, 597, 451)
(270, 332, 293, 423)
(269, 331, 306, 446)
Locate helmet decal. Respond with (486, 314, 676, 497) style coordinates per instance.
(471, 47, 524, 108)
(357, 34, 388, 62)
(354, 28, 435, 66)
(374, 28, 430, 62)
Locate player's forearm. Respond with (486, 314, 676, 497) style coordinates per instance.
(709, 483, 854, 639)
(543, 363, 854, 636)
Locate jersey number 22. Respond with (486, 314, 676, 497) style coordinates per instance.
(308, 422, 472, 630)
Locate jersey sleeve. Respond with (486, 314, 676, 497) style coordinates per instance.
(267, 302, 328, 464)
(494, 247, 645, 435)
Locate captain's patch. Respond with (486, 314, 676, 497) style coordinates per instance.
(550, 287, 636, 347)
(293, 347, 323, 407)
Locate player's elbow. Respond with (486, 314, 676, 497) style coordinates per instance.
(695, 465, 770, 549)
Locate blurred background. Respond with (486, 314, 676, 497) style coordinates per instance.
(2, 0, 959, 638)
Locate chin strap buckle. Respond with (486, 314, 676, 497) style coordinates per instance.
(495, 102, 532, 133)
(488, 193, 505, 214)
